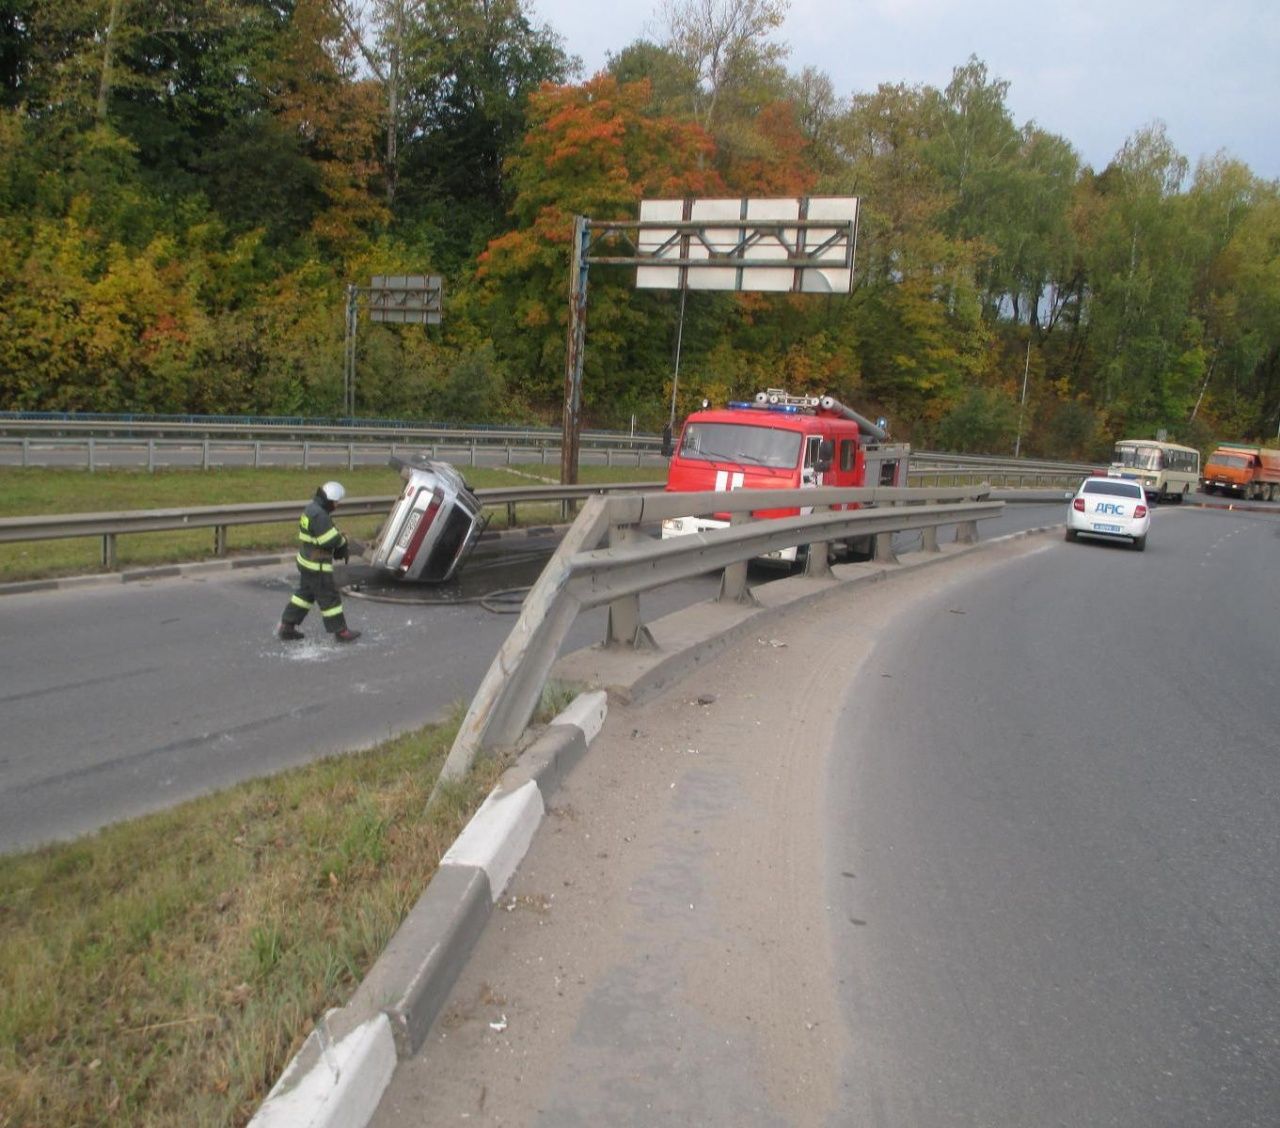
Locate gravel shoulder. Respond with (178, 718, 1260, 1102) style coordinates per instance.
(371, 537, 1048, 1127)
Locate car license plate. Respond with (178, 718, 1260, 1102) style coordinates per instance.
(1093, 522, 1122, 532)
(395, 508, 422, 547)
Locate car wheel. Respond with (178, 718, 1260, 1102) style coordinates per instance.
(1133, 534, 1147, 552)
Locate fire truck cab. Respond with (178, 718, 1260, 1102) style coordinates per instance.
(661, 389, 910, 563)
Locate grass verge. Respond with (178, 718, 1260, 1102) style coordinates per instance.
(0, 713, 512, 1127)
(0, 464, 661, 584)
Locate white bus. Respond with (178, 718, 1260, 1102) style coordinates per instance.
(1111, 439, 1201, 503)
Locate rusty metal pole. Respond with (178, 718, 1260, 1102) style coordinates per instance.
(560, 216, 590, 485)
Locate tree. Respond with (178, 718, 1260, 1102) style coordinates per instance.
(934, 385, 1017, 453)
(259, 0, 387, 252)
(828, 80, 993, 432)
(475, 74, 723, 418)
(391, 0, 574, 265)
(1078, 123, 1196, 431)
(660, 0, 788, 133)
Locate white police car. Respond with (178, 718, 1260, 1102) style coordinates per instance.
(1065, 475, 1151, 551)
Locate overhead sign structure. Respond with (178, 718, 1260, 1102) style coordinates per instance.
(368, 274, 443, 325)
(635, 197, 858, 294)
(344, 273, 443, 417)
(559, 197, 860, 484)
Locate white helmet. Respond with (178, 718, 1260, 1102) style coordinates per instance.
(320, 481, 346, 504)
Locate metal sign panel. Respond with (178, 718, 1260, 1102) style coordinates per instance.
(635, 197, 858, 293)
(369, 274, 443, 324)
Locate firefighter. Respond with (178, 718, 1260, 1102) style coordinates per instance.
(276, 481, 361, 643)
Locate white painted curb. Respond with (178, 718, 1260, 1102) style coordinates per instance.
(249, 1013, 396, 1128)
(440, 780, 545, 902)
(551, 689, 608, 744)
(246, 691, 608, 1128)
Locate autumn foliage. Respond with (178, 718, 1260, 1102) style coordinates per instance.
(1, 4, 1278, 454)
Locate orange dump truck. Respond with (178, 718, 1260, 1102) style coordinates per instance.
(1201, 445, 1280, 501)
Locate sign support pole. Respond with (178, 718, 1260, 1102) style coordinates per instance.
(561, 216, 590, 485)
(344, 285, 359, 419)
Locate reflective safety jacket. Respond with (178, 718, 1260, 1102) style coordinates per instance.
(296, 497, 349, 573)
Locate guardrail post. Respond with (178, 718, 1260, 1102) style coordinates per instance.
(302, 441, 310, 469)
(202, 438, 211, 470)
(718, 514, 760, 606)
(470, 443, 478, 467)
(804, 509, 832, 578)
(214, 525, 228, 556)
(604, 523, 656, 649)
(873, 531, 897, 564)
(348, 443, 355, 470)
(955, 520, 979, 545)
(147, 440, 156, 473)
(22, 438, 30, 467)
(253, 441, 261, 469)
(101, 533, 116, 569)
(921, 525, 940, 552)
(88, 438, 96, 472)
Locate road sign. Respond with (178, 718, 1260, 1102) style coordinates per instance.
(635, 197, 858, 293)
(369, 275, 443, 324)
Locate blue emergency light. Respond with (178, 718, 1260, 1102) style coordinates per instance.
(728, 400, 801, 413)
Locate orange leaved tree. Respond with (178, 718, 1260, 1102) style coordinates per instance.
(474, 75, 725, 422)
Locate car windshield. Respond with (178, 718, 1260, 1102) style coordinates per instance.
(1211, 454, 1250, 469)
(1082, 480, 1143, 498)
(1113, 445, 1162, 470)
(678, 422, 802, 470)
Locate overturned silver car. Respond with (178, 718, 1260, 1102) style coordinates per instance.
(369, 455, 487, 583)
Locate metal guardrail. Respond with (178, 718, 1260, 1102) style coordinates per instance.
(0, 483, 664, 569)
(0, 432, 1091, 493)
(0, 420, 659, 451)
(0, 435, 663, 472)
(0, 422, 1100, 479)
(437, 484, 1004, 785)
(0, 463, 1077, 570)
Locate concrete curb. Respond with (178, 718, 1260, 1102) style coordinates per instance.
(246, 689, 607, 1128)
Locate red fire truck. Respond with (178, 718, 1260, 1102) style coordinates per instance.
(660, 389, 911, 563)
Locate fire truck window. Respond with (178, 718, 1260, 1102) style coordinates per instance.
(879, 460, 898, 486)
(840, 440, 856, 471)
(677, 422, 802, 469)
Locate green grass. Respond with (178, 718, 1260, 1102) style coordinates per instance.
(0, 464, 662, 583)
(0, 683, 583, 1127)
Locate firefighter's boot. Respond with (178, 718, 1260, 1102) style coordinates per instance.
(334, 627, 361, 643)
(276, 623, 305, 641)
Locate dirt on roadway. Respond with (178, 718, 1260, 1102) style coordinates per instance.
(371, 537, 1047, 1127)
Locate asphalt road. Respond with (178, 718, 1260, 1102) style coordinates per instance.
(0, 539, 722, 855)
(0, 501, 1066, 855)
(829, 504, 1280, 1125)
(368, 502, 1279, 1127)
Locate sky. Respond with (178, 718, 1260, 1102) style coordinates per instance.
(527, 0, 1280, 182)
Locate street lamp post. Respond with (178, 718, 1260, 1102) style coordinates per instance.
(1014, 334, 1032, 458)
